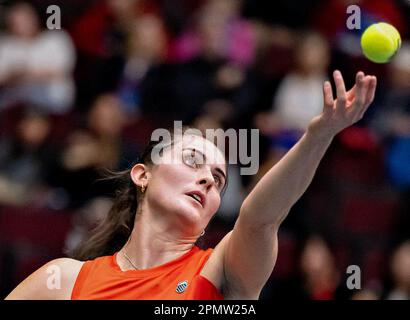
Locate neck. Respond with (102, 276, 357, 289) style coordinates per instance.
(118, 208, 200, 271)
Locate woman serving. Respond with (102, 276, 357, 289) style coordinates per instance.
(6, 70, 377, 300)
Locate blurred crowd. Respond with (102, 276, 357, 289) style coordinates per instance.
(0, 0, 409, 300)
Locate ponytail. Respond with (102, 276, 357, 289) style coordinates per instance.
(70, 137, 160, 261)
(71, 169, 139, 260)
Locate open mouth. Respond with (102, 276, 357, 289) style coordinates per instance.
(185, 192, 204, 207)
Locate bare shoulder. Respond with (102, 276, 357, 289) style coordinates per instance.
(5, 258, 84, 300)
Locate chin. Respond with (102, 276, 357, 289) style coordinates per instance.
(174, 199, 204, 227)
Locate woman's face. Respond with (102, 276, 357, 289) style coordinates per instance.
(144, 134, 227, 235)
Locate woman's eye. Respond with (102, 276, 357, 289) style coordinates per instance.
(185, 155, 196, 167)
(183, 149, 202, 168)
(213, 175, 221, 186)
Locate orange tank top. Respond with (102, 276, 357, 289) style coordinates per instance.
(71, 246, 224, 300)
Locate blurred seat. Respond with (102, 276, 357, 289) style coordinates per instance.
(340, 194, 398, 236)
(362, 247, 387, 286)
(0, 205, 74, 285)
(327, 150, 385, 186)
(0, 205, 73, 254)
(270, 232, 297, 279)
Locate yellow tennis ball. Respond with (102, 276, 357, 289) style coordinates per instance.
(361, 22, 401, 63)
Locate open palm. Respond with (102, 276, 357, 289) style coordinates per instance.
(309, 70, 377, 137)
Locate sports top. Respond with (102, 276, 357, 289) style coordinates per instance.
(71, 245, 224, 300)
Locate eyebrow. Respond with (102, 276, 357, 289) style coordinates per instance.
(184, 147, 227, 183)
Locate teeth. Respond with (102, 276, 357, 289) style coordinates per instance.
(191, 194, 201, 203)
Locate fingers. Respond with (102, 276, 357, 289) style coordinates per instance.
(350, 72, 377, 120)
(324, 70, 377, 124)
(358, 75, 377, 118)
(353, 71, 366, 108)
(322, 81, 334, 113)
(365, 76, 377, 106)
(333, 70, 347, 107)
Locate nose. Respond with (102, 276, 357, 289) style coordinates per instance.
(197, 169, 214, 190)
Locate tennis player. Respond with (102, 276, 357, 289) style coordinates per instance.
(5, 70, 376, 299)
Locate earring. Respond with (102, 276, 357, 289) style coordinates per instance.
(200, 230, 205, 237)
(141, 183, 145, 193)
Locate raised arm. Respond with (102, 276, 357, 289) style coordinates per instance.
(241, 71, 377, 226)
(214, 70, 377, 298)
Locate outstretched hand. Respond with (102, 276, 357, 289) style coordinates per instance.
(308, 70, 377, 138)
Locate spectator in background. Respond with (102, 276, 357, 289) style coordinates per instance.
(370, 42, 410, 240)
(299, 236, 340, 300)
(385, 241, 410, 300)
(53, 94, 138, 208)
(116, 15, 168, 116)
(272, 32, 329, 134)
(71, 0, 160, 59)
(0, 2, 76, 114)
(252, 32, 329, 187)
(272, 235, 341, 300)
(256, 31, 330, 140)
(140, 0, 261, 128)
(0, 108, 57, 206)
(170, 0, 256, 66)
(70, 0, 161, 108)
(371, 42, 410, 143)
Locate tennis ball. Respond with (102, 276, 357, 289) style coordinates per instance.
(361, 22, 401, 63)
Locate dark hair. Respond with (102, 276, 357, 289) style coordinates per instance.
(71, 128, 228, 261)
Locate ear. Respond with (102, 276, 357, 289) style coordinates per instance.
(130, 163, 150, 188)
